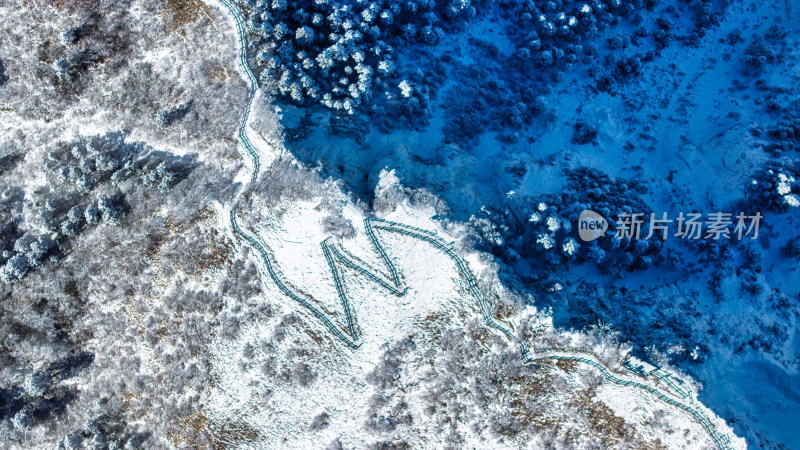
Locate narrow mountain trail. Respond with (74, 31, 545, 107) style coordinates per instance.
(211, 1, 734, 447)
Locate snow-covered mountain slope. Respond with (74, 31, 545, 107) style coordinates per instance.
(226, 0, 800, 447)
(206, 159, 742, 448)
(0, 0, 794, 448)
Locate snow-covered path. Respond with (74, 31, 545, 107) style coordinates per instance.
(214, 0, 264, 182)
(528, 349, 732, 449)
(209, 1, 739, 448)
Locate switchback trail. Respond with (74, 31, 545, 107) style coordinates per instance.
(213, 0, 733, 447)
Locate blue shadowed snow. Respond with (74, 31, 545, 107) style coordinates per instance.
(701, 359, 800, 448)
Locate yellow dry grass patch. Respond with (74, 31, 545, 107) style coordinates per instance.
(170, 410, 263, 448)
(161, 0, 212, 35)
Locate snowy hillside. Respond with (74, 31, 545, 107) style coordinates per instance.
(0, 0, 797, 448)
